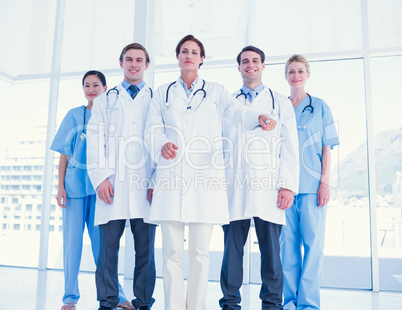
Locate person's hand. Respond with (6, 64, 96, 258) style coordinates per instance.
(277, 188, 294, 210)
(259, 115, 277, 131)
(317, 183, 330, 208)
(56, 187, 67, 208)
(161, 142, 178, 159)
(147, 188, 153, 206)
(97, 179, 114, 204)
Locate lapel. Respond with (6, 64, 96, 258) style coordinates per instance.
(172, 77, 190, 103)
(117, 83, 132, 102)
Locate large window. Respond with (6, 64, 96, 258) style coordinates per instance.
(0, 0, 56, 76)
(150, 0, 248, 65)
(60, 0, 135, 72)
(368, 0, 402, 49)
(0, 0, 401, 293)
(255, 0, 363, 56)
(0, 79, 50, 267)
(371, 55, 402, 291)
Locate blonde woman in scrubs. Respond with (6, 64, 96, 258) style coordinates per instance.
(280, 55, 339, 310)
(51, 71, 133, 310)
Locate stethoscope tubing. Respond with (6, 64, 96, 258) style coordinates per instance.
(297, 93, 313, 129)
(235, 88, 275, 110)
(165, 79, 206, 110)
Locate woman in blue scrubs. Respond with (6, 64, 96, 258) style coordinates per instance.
(280, 55, 339, 310)
(51, 71, 134, 310)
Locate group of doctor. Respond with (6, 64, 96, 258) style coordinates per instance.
(52, 34, 339, 310)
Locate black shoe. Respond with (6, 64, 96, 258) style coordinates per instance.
(139, 307, 150, 310)
(98, 307, 117, 310)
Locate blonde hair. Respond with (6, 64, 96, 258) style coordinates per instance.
(285, 54, 310, 77)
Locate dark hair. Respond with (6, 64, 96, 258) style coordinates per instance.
(175, 34, 206, 68)
(82, 70, 107, 86)
(119, 43, 150, 64)
(236, 45, 265, 65)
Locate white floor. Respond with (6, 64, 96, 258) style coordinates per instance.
(1, 266, 402, 310)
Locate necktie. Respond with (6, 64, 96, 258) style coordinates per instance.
(249, 89, 257, 103)
(129, 84, 139, 100)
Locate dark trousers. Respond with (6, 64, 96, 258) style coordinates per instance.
(220, 218, 283, 310)
(96, 218, 156, 309)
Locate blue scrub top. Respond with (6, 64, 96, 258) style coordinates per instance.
(50, 105, 95, 198)
(294, 95, 339, 194)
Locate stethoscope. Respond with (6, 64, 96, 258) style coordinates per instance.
(294, 93, 313, 129)
(80, 107, 88, 140)
(90, 86, 153, 156)
(165, 79, 207, 110)
(79, 87, 120, 141)
(105, 86, 154, 109)
(236, 88, 275, 110)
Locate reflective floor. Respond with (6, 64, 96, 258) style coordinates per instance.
(1, 266, 402, 310)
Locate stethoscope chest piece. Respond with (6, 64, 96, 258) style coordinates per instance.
(80, 132, 87, 140)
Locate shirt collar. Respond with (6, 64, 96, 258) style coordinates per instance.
(179, 76, 198, 92)
(122, 80, 145, 92)
(241, 83, 265, 96)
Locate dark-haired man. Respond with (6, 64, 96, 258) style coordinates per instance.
(219, 46, 299, 309)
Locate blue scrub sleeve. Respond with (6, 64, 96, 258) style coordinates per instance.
(321, 101, 339, 149)
(50, 110, 75, 156)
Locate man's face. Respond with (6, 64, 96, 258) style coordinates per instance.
(120, 49, 149, 84)
(238, 51, 265, 84)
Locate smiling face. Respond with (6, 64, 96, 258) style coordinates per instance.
(286, 61, 310, 89)
(238, 50, 265, 85)
(177, 40, 205, 72)
(83, 75, 107, 104)
(120, 48, 149, 85)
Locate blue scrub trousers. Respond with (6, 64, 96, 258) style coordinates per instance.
(280, 194, 327, 310)
(62, 195, 128, 305)
(220, 218, 283, 310)
(96, 218, 156, 309)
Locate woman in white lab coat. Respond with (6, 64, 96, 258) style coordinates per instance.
(144, 35, 274, 310)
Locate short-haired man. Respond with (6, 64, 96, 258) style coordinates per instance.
(219, 46, 299, 309)
(87, 43, 156, 310)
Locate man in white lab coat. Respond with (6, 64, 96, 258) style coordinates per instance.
(219, 46, 299, 310)
(87, 43, 156, 310)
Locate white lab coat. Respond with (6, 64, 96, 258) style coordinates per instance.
(144, 77, 261, 225)
(87, 83, 154, 226)
(224, 87, 299, 225)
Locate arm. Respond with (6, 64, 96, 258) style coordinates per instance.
(86, 96, 115, 201)
(317, 145, 331, 208)
(223, 89, 276, 132)
(259, 115, 277, 131)
(277, 188, 294, 210)
(144, 89, 172, 163)
(50, 111, 74, 208)
(96, 179, 114, 204)
(277, 98, 299, 209)
(56, 154, 68, 208)
(318, 100, 339, 207)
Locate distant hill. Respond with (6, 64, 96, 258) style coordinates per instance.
(334, 127, 402, 194)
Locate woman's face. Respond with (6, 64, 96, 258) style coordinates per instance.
(83, 75, 107, 103)
(286, 61, 310, 89)
(177, 40, 204, 72)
